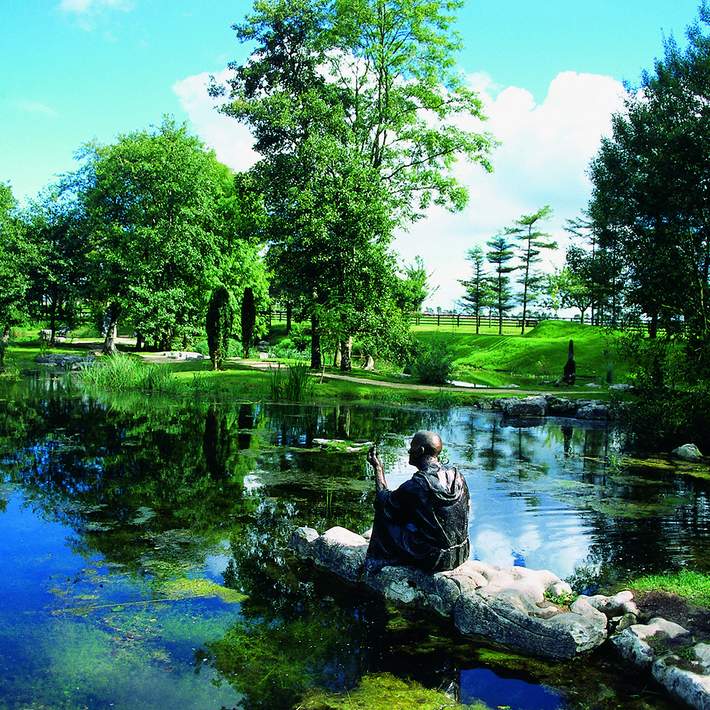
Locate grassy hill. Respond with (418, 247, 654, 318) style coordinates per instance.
(413, 320, 630, 387)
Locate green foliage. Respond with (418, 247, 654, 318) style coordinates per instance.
(630, 570, 710, 608)
(78, 354, 176, 393)
(0, 183, 35, 368)
(486, 234, 516, 335)
(459, 247, 493, 333)
(206, 286, 234, 370)
(543, 589, 577, 607)
(268, 362, 315, 401)
(587, 5, 710, 346)
(412, 339, 454, 385)
(619, 334, 710, 450)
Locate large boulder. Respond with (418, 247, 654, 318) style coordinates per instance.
(672, 444, 703, 462)
(576, 401, 610, 420)
(290, 526, 609, 660)
(501, 396, 547, 418)
(544, 396, 579, 417)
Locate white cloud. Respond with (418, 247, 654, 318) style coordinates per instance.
(174, 69, 626, 308)
(59, 0, 132, 13)
(173, 71, 259, 173)
(397, 70, 627, 308)
(12, 99, 58, 117)
(59, 0, 133, 30)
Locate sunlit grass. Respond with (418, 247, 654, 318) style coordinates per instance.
(630, 570, 710, 607)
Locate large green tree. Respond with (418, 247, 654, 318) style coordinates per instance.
(588, 4, 709, 348)
(23, 182, 84, 345)
(0, 183, 35, 368)
(214, 0, 495, 369)
(76, 119, 266, 353)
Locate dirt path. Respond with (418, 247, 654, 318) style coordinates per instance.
(237, 360, 579, 396)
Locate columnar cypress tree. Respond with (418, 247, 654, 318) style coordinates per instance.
(241, 287, 256, 359)
(206, 286, 232, 370)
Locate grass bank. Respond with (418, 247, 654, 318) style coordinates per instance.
(413, 320, 629, 386)
(630, 571, 710, 608)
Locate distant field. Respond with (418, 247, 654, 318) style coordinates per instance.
(413, 320, 630, 385)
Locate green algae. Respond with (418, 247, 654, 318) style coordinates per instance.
(297, 673, 491, 709)
(159, 577, 246, 604)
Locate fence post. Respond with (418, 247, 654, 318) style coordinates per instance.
(437, 313, 440, 327)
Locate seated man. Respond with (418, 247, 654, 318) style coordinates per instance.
(365, 431, 470, 573)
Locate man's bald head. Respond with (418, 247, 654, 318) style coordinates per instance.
(408, 431, 443, 466)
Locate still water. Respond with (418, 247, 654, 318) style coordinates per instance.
(0, 375, 708, 709)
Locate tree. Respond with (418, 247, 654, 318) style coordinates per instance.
(206, 286, 233, 370)
(78, 118, 241, 353)
(214, 0, 495, 369)
(459, 246, 491, 333)
(23, 182, 84, 345)
(587, 4, 709, 350)
(241, 287, 256, 358)
(486, 235, 516, 335)
(0, 183, 34, 368)
(507, 205, 557, 334)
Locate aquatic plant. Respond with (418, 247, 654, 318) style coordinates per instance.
(268, 362, 314, 402)
(297, 673, 491, 709)
(78, 353, 176, 392)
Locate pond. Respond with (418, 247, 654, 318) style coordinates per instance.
(0, 374, 708, 709)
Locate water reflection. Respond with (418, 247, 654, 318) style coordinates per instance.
(0, 377, 708, 708)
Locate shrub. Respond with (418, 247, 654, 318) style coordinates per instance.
(412, 340, 454, 385)
(289, 322, 311, 353)
(206, 286, 234, 370)
(269, 362, 314, 402)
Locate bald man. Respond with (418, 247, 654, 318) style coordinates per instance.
(365, 431, 470, 573)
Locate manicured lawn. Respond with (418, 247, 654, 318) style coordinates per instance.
(413, 320, 630, 385)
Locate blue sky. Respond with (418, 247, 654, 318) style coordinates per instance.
(0, 0, 702, 306)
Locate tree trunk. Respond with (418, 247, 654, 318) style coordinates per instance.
(103, 305, 119, 355)
(333, 342, 341, 368)
(363, 354, 375, 370)
(0, 325, 9, 370)
(649, 311, 658, 339)
(340, 337, 352, 372)
(286, 302, 292, 335)
(135, 331, 144, 352)
(49, 295, 58, 346)
(310, 313, 321, 370)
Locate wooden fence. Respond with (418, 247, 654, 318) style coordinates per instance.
(268, 309, 676, 335)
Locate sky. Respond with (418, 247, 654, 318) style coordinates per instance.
(0, 0, 702, 308)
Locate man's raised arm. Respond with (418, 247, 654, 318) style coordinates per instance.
(367, 446, 387, 492)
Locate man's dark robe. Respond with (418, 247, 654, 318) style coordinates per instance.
(366, 463, 470, 572)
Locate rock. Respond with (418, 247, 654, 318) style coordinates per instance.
(672, 444, 703, 462)
(585, 382, 602, 389)
(544, 396, 579, 417)
(615, 613, 638, 632)
(694, 643, 710, 673)
(501, 396, 547, 418)
(291, 526, 608, 660)
(585, 591, 638, 618)
(612, 616, 710, 709)
(35, 354, 95, 369)
(361, 528, 372, 540)
(311, 527, 368, 582)
(290, 526, 319, 559)
(609, 383, 633, 392)
(547, 580, 574, 597)
(652, 656, 710, 710)
(576, 401, 609, 420)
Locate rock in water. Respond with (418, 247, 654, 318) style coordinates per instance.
(672, 444, 703, 462)
(290, 526, 607, 660)
(501, 396, 547, 418)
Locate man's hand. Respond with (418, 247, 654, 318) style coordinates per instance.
(367, 445, 383, 472)
(368, 445, 387, 492)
